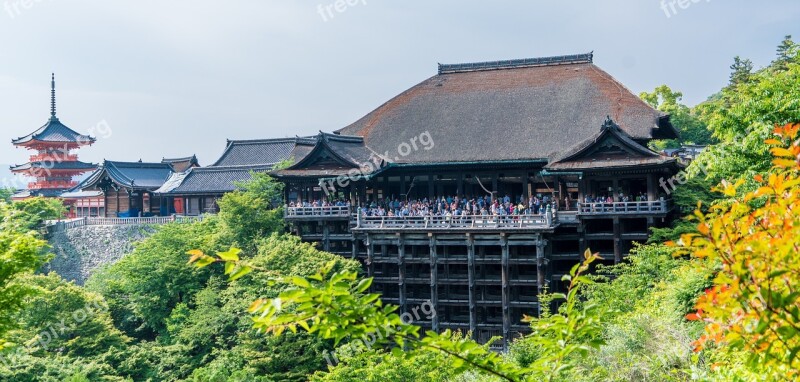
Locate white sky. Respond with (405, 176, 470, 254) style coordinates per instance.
(1, 0, 798, 168)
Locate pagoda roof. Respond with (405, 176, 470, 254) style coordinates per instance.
(10, 160, 96, 172)
(336, 52, 677, 164)
(12, 117, 95, 146)
(81, 160, 173, 190)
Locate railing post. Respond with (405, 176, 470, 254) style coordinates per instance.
(545, 204, 553, 226)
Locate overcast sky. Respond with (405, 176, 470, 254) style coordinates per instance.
(1, 0, 798, 169)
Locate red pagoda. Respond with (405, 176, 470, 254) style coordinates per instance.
(11, 74, 96, 200)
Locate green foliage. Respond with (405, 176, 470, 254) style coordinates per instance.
(640, 85, 713, 147)
(309, 344, 460, 382)
(729, 56, 754, 86)
(3, 197, 65, 232)
(86, 217, 220, 339)
(0, 201, 51, 349)
(219, 172, 286, 249)
(0, 189, 12, 203)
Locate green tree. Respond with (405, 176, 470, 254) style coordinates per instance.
(729, 56, 754, 86)
(773, 34, 797, 70)
(639, 85, 713, 148)
(0, 202, 51, 350)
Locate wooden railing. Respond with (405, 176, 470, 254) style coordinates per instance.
(577, 200, 669, 215)
(284, 205, 351, 218)
(48, 215, 204, 232)
(354, 213, 554, 230)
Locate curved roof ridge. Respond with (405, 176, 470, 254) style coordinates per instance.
(438, 52, 593, 74)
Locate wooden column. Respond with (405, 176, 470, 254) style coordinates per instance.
(428, 173, 435, 199)
(397, 234, 407, 315)
(500, 234, 510, 352)
(523, 171, 530, 204)
(647, 173, 657, 201)
(492, 174, 499, 202)
(350, 237, 359, 260)
(365, 236, 374, 278)
(400, 175, 406, 200)
(612, 178, 620, 202)
(322, 223, 330, 252)
(466, 234, 476, 338)
(536, 238, 547, 314)
(429, 234, 439, 332)
(613, 216, 621, 263)
(457, 172, 464, 197)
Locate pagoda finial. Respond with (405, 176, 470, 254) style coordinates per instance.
(50, 73, 57, 120)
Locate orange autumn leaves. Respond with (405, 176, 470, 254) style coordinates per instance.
(677, 123, 800, 372)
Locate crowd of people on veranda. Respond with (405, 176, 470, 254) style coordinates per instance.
(288, 191, 655, 217)
(290, 194, 561, 218)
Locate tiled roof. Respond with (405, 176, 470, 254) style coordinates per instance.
(211, 138, 313, 167)
(155, 165, 271, 195)
(12, 117, 95, 145)
(82, 160, 173, 190)
(546, 117, 679, 171)
(336, 53, 677, 164)
(161, 154, 199, 172)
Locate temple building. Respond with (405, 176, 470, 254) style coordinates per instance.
(158, 53, 682, 349)
(10, 74, 96, 201)
(73, 157, 198, 217)
(154, 137, 314, 214)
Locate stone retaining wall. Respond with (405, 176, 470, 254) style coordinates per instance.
(43, 225, 157, 285)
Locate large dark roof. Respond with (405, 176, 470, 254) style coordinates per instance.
(336, 53, 677, 164)
(10, 161, 96, 172)
(212, 137, 315, 167)
(12, 117, 95, 145)
(81, 160, 173, 190)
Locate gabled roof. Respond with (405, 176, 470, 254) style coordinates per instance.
(211, 137, 314, 167)
(336, 52, 677, 164)
(162, 154, 200, 172)
(12, 117, 95, 146)
(154, 165, 270, 195)
(273, 132, 384, 178)
(81, 160, 173, 190)
(546, 117, 678, 171)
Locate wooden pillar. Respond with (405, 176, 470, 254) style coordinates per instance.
(400, 175, 406, 200)
(322, 223, 330, 252)
(428, 173, 435, 199)
(492, 174, 499, 202)
(365, 236, 374, 278)
(397, 234, 406, 315)
(523, 171, 530, 204)
(647, 173, 657, 201)
(350, 237, 359, 260)
(536, 238, 547, 313)
(613, 216, 621, 263)
(457, 172, 464, 197)
(429, 234, 439, 332)
(466, 233, 476, 338)
(500, 234, 510, 352)
(612, 178, 620, 202)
